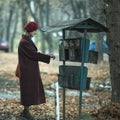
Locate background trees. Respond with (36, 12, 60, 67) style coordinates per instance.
(0, 0, 106, 56)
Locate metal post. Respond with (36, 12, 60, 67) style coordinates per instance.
(62, 29, 66, 120)
(79, 29, 87, 120)
(55, 82, 60, 120)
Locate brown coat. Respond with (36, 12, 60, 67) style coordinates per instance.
(18, 34, 50, 106)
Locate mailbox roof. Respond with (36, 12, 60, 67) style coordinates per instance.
(41, 18, 108, 33)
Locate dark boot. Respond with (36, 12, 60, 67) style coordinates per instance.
(19, 106, 36, 120)
(20, 111, 36, 120)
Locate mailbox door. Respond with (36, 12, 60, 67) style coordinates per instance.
(58, 66, 88, 90)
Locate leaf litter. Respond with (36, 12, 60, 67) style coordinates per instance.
(0, 52, 119, 120)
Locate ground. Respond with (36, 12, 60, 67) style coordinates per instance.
(0, 51, 119, 120)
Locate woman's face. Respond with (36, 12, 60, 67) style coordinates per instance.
(30, 31, 37, 37)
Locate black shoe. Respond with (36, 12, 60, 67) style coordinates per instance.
(19, 111, 36, 120)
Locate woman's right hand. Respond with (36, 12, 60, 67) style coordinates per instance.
(50, 55, 55, 60)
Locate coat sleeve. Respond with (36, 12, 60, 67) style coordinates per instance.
(19, 40, 50, 63)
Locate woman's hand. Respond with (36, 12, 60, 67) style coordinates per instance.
(50, 55, 55, 60)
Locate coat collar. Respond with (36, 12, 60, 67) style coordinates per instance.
(22, 34, 31, 40)
(22, 34, 37, 51)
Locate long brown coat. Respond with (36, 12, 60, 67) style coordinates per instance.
(18, 34, 50, 106)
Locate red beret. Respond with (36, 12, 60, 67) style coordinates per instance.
(24, 21, 38, 32)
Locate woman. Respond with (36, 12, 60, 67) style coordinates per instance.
(18, 21, 55, 120)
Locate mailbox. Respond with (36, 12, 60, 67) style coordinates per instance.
(58, 65, 89, 90)
(59, 38, 98, 64)
(42, 18, 108, 119)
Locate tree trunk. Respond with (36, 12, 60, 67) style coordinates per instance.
(46, 0, 53, 53)
(95, 0, 105, 62)
(39, 4, 46, 53)
(6, 4, 14, 43)
(17, 0, 28, 30)
(105, 0, 120, 102)
(10, 8, 19, 52)
(96, 33, 104, 62)
(21, 1, 28, 29)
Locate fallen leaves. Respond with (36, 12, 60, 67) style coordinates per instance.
(92, 103, 120, 120)
(0, 52, 114, 120)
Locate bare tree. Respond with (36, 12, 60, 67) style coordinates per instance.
(95, 0, 106, 62)
(104, 0, 120, 102)
(10, 5, 19, 52)
(17, 0, 29, 30)
(0, 0, 27, 52)
(0, 2, 5, 39)
(89, 0, 106, 62)
(24, 0, 53, 53)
